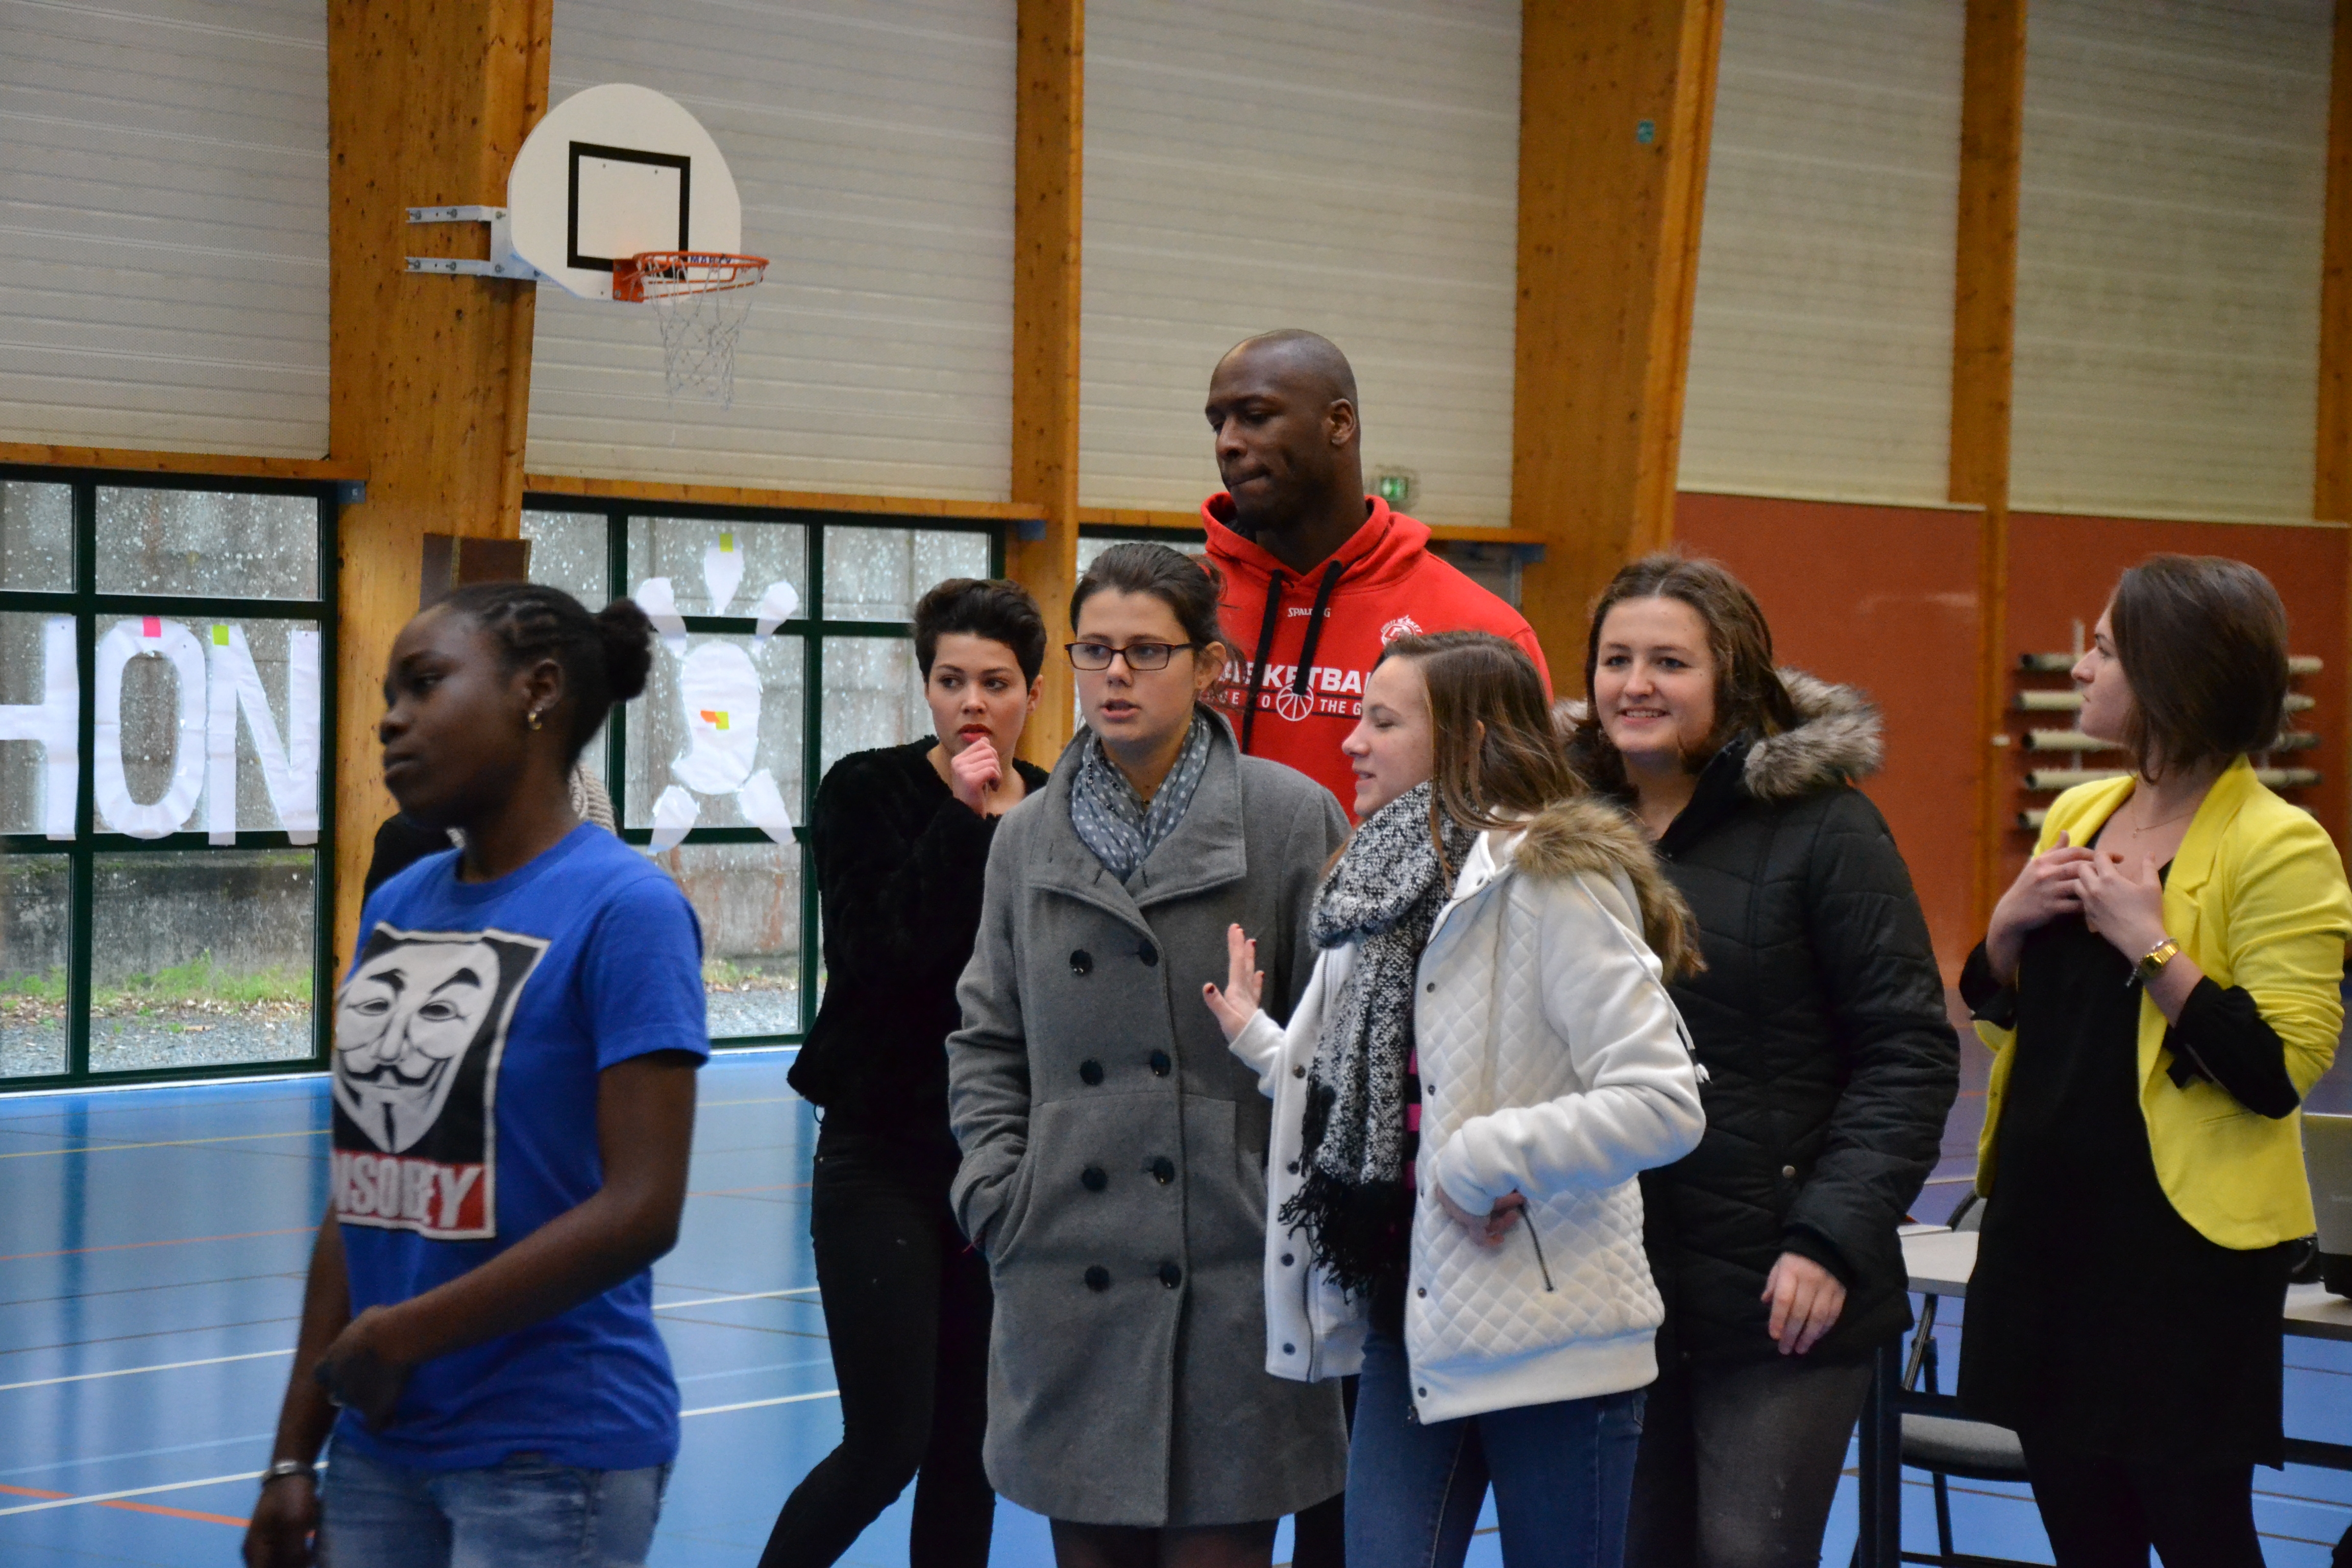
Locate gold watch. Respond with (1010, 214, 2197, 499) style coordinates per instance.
(2134, 935, 2180, 986)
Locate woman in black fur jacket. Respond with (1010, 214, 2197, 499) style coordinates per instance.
(762, 579, 1050, 1568)
(1567, 556, 1959, 1568)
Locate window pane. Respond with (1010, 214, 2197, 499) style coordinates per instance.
(0, 854, 69, 1077)
(823, 527, 990, 621)
(626, 635, 806, 829)
(0, 611, 73, 835)
(522, 509, 609, 606)
(93, 616, 323, 838)
(95, 488, 317, 599)
(626, 516, 806, 619)
(88, 849, 315, 1072)
(649, 840, 801, 1039)
(820, 638, 925, 778)
(2, 480, 72, 591)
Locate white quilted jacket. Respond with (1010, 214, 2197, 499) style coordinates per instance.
(1230, 801, 1705, 1424)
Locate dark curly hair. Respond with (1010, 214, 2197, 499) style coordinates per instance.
(914, 577, 1047, 684)
(436, 582, 654, 764)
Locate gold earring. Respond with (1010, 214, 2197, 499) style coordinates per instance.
(527, 709, 543, 731)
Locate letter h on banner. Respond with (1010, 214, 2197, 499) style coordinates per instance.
(0, 616, 79, 838)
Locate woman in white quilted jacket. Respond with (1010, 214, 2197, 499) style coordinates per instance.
(1204, 630, 1705, 1568)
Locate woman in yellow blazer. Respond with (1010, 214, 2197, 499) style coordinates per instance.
(1958, 554, 2351, 1568)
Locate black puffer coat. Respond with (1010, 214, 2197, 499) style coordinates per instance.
(1576, 674, 1958, 1365)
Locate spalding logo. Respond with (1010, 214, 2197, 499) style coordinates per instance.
(1380, 615, 1424, 645)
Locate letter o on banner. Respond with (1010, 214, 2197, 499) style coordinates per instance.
(94, 618, 208, 838)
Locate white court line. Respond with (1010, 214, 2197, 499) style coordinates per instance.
(654, 1286, 819, 1311)
(0, 1348, 291, 1393)
(1, 1388, 846, 1515)
(682, 1388, 839, 1417)
(0, 1470, 263, 1516)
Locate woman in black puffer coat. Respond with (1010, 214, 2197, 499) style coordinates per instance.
(1565, 556, 1958, 1568)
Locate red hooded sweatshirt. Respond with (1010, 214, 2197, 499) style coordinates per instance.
(1202, 493, 1550, 812)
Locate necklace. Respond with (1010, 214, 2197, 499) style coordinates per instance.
(2121, 796, 2198, 835)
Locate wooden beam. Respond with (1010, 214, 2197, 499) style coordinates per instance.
(1952, 0, 2027, 925)
(1510, 0, 1725, 664)
(2320, 0, 2352, 523)
(0, 444, 365, 482)
(1075, 506, 1200, 532)
(1007, 0, 1084, 767)
(525, 473, 1047, 522)
(328, 0, 552, 963)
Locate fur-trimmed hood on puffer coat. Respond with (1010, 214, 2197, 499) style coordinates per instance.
(1229, 797, 1706, 1424)
(1566, 672, 1960, 1366)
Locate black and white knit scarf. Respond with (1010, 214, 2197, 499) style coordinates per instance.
(1280, 782, 1474, 1293)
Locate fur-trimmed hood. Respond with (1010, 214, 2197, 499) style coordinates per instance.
(1554, 668, 1882, 803)
(1507, 797, 1704, 981)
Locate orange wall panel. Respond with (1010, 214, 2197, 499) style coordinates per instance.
(1675, 493, 1985, 976)
(1999, 513, 2349, 889)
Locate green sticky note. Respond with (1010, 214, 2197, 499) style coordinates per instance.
(721, 532, 735, 551)
(212, 624, 230, 646)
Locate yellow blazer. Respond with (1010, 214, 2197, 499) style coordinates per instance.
(1976, 756, 2352, 1248)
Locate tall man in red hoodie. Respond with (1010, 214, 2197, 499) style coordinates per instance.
(1202, 329, 1548, 811)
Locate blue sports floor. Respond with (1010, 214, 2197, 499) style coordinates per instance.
(2, 1047, 2348, 1567)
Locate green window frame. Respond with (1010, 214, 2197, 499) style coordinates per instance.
(522, 495, 1004, 1048)
(0, 467, 340, 1089)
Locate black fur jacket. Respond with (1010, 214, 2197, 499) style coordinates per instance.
(787, 739, 1049, 1158)
(1572, 672, 1961, 1365)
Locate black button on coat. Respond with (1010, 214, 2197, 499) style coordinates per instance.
(1576, 674, 1960, 1365)
(949, 713, 1351, 1526)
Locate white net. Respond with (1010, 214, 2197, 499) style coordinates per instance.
(618, 253, 767, 410)
(650, 287, 755, 408)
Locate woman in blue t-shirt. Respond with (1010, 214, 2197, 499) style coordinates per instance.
(244, 583, 709, 1568)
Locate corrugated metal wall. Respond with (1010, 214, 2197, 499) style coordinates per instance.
(2010, 0, 2331, 522)
(1077, 0, 1520, 527)
(1678, 0, 1964, 506)
(0, 0, 329, 457)
(526, 0, 1017, 501)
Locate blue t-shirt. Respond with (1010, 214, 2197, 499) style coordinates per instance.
(329, 824, 708, 1473)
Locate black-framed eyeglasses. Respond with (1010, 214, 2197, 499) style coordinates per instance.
(1066, 640, 1203, 671)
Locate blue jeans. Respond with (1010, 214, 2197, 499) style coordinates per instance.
(318, 1438, 670, 1568)
(1346, 1330, 1645, 1568)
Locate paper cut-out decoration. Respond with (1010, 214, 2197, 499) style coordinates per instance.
(751, 580, 799, 645)
(0, 615, 80, 838)
(736, 767, 795, 845)
(205, 625, 322, 845)
(649, 783, 699, 852)
(634, 577, 689, 653)
(703, 533, 744, 618)
(672, 642, 761, 794)
(94, 617, 208, 839)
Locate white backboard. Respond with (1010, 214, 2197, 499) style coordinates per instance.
(508, 84, 743, 301)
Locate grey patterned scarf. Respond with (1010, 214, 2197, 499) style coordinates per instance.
(1280, 782, 1474, 1293)
(1069, 711, 1214, 885)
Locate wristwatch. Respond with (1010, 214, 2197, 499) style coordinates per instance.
(260, 1459, 315, 1487)
(2134, 935, 2181, 986)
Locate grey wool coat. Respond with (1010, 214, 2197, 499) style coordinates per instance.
(948, 713, 1352, 1527)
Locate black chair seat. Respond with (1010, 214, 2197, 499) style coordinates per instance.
(1902, 1413, 2028, 1483)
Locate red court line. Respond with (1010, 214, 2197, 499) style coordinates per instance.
(0, 1226, 314, 1264)
(0, 1480, 248, 1528)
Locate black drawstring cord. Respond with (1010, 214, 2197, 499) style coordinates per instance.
(1524, 1215, 1555, 1292)
(1289, 559, 1346, 697)
(1241, 570, 1286, 753)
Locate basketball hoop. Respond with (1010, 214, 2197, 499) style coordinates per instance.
(615, 251, 769, 409)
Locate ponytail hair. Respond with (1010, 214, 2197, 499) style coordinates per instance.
(435, 582, 654, 763)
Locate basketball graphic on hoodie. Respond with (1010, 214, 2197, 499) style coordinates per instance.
(1204, 493, 1549, 812)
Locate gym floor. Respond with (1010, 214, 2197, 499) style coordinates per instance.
(2, 1043, 2347, 1567)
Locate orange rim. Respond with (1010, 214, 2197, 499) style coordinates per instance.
(613, 251, 770, 302)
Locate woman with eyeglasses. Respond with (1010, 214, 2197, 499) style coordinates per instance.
(949, 542, 1352, 1568)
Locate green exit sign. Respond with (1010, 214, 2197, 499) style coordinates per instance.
(1374, 468, 1418, 510)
